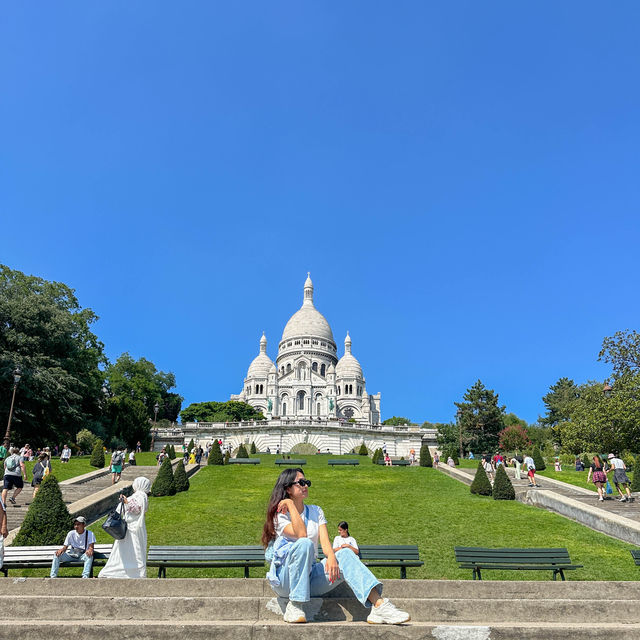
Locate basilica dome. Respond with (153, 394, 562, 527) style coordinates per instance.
(281, 274, 335, 343)
(335, 332, 363, 379)
(247, 333, 274, 377)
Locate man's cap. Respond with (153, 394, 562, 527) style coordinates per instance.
(74, 516, 87, 523)
(608, 453, 615, 459)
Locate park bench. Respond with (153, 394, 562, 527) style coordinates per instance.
(275, 459, 306, 466)
(377, 459, 411, 466)
(630, 549, 640, 566)
(1, 544, 113, 577)
(454, 547, 583, 581)
(319, 545, 423, 579)
(228, 458, 260, 464)
(147, 545, 265, 578)
(328, 459, 359, 466)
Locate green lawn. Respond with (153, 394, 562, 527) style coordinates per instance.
(537, 467, 598, 492)
(22, 456, 102, 482)
(84, 454, 640, 580)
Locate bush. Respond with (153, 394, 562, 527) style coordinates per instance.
(492, 465, 516, 500)
(208, 440, 224, 466)
(358, 443, 368, 455)
(532, 447, 546, 471)
(224, 450, 230, 465)
(166, 445, 174, 460)
(631, 461, 640, 494)
(76, 428, 97, 454)
(173, 461, 190, 492)
(250, 442, 257, 454)
(443, 447, 459, 465)
(90, 439, 105, 468)
(151, 458, 176, 496)
(372, 448, 383, 464)
(187, 439, 195, 453)
(13, 475, 74, 545)
(419, 444, 432, 467)
(470, 462, 492, 496)
(236, 444, 249, 458)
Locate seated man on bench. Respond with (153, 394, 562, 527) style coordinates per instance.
(50, 515, 95, 579)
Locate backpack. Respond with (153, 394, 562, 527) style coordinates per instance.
(111, 452, 123, 466)
(5, 455, 18, 472)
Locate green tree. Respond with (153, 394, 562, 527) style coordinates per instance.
(104, 395, 149, 450)
(208, 440, 224, 465)
(151, 458, 176, 496)
(173, 462, 190, 492)
(540, 377, 578, 428)
(236, 444, 249, 458)
(180, 401, 265, 424)
(532, 446, 546, 471)
(358, 443, 368, 455)
(76, 428, 97, 454)
(13, 475, 74, 545)
(598, 329, 640, 378)
(498, 425, 531, 453)
(434, 422, 465, 458)
(469, 461, 492, 496)
(382, 416, 411, 426)
(419, 444, 433, 467)
(455, 380, 505, 455)
(104, 352, 183, 422)
(90, 439, 105, 468)
(631, 465, 640, 494)
(250, 442, 257, 454)
(167, 444, 176, 459)
(371, 448, 383, 464)
(492, 465, 516, 500)
(187, 439, 195, 453)
(0, 265, 106, 445)
(224, 450, 230, 465)
(503, 413, 528, 428)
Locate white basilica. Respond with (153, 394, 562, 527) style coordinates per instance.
(231, 274, 381, 424)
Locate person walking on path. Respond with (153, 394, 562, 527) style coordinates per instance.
(262, 468, 410, 625)
(31, 452, 51, 498)
(523, 453, 539, 488)
(510, 456, 522, 480)
(433, 452, 439, 469)
(587, 455, 608, 501)
(2, 448, 27, 506)
(608, 453, 633, 502)
(50, 515, 95, 578)
(98, 477, 151, 578)
(110, 447, 124, 485)
(482, 455, 495, 484)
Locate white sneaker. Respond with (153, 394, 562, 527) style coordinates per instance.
(366, 598, 410, 625)
(283, 601, 307, 623)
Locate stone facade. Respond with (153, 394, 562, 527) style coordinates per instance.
(230, 274, 381, 424)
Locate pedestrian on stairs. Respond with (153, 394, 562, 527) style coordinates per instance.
(110, 447, 124, 485)
(587, 455, 608, 502)
(608, 453, 633, 502)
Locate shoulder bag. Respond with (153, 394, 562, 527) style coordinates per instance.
(102, 499, 128, 540)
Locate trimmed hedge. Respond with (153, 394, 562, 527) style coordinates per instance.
(187, 439, 195, 453)
(250, 442, 257, 454)
(420, 444, 433, 467)
(13, 475, 74, 545)
(236, 444, 249, 459)
(151, 458, 176, 496)
(372, 448, 383, 464)
(208, 440, 224, 465)
(532, 447, 546, 471)
(358, 443, 368, 455)
(470, 461, 492, 496)
(492, 464, 516, 500)
(631, 464, 640, 493)
(90, 439, 105, 469)
(173, 461, 190, 492)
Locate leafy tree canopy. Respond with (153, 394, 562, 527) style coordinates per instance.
(0, 264, 105, 445)
(540, 377, 578, 428)
(455, 380, 505, 455)
(382, 416, 411, 426)
(503, 413, 528, 428)
(498, 424, 531, 452)
(180, 401, 265, 423)
(599, 329, 640, 379)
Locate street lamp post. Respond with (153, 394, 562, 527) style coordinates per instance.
(150, 402, 160, 452)
(4, 367, 22, 449)
(456, 408, 463, 460)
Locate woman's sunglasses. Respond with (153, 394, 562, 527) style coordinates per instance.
(288, 479, 311, 488)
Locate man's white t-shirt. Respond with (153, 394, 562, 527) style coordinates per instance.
(609, 457, 625, 469)
(61, 448, 71, 460)
(64, 529, 96, 553)
(276, 504, 327, 553)
(332, 535, 358, 551)
(524, 456, 535, 470)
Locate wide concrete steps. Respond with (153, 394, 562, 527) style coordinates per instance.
(2, 579, 640, 638)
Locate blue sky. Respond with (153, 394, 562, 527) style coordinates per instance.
(2, 2, 639, 424)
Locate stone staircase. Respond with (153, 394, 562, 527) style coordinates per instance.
(2, 578, 639, 639)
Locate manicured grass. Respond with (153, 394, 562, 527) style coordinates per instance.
(81, 454, 640, 580)
(22, 456, 104, 482)
(537, 468, 598, 492)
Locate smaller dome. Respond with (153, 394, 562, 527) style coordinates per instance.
(336, 332, 363, 379)
(247, 333, 274, 378)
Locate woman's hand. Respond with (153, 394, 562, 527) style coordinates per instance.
(325, 555, 340, 583)
(276, 498, 294, 515)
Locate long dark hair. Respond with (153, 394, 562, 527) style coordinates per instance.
(338, 521, 349, 535)
(261, 467, 304, 548)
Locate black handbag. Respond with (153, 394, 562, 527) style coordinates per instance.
(102, 499, 128, 540)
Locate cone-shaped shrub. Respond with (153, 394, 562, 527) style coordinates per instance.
(532, 447, 546, 471)
(492, 465, 515, 500)
(13, 475, 74, 545)
(250, 442, 257, 454)
(470, 461, 492, 496)
(151, 458, 176, 496)
(371, 448, 382, 464)
(173, 461, 190, 492)
(187, 439, 195, 453)
(631, 464, 640, 493)
(224, 450, 230, 465)
(208, 440, 224, 465)
(167, 445, 176, 460)
(236, 444, 249, 458)
(420, 444, 433, 467)
(358, 443, 368, 455)
(444, 447, 459, 465)
(90, 439, 105, 468)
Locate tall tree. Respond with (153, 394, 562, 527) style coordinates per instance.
(382, 416, 412, 426)
(180, 401, 264, 423)
(540, 377, 578, 428)
(455, 380, 505, 455)
(0, 265, 105, 444)
(598, 329, 640, 379)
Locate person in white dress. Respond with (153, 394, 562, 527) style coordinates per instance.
(99, 476, 151, 578)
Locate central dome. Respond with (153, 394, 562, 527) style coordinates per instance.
(281, 274, 335, 343)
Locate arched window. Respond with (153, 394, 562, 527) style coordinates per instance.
(297, 391, 306, 411)
(282, 403, 287, 416)
(287, 363, 292, 373)
(338, 386, 341, 395)
(317, 403, 321, 415)
(312, 362, 318, 372)
(320, 364, 326, 376)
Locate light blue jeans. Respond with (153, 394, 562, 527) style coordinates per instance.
(271, 537, 382, 606)
(50, 551, 93, 578)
